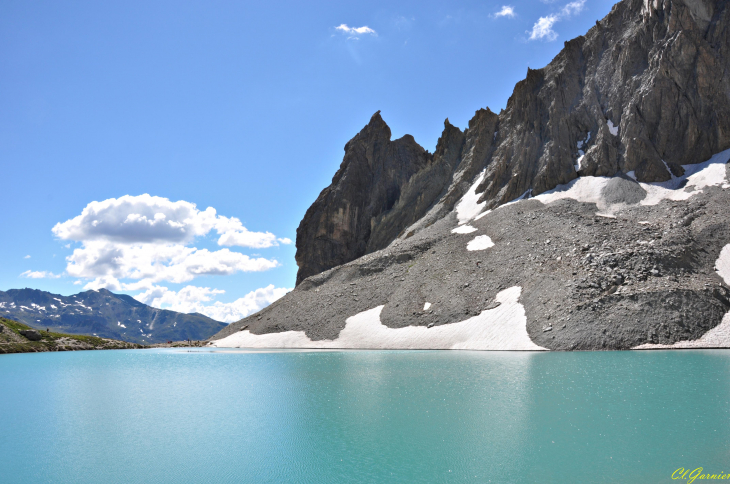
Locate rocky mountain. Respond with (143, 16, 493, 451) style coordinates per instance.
(211, 0, 730, 351)
(0, 288, 226, 344)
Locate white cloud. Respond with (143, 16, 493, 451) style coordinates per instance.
(493, 6, 516, 18)
(134, 284, 291, 323)
(528, 0, 585, 41)
(561, 0, 586, 17)
(52, 194, 284, 249)
(52, 194, 287, 290)
(24, 255, 31, 259)
(20, 270, 61, 279)
(335, 24, 377, 39)
(529, 15, 559, 41)
(70, 242, 280, 290)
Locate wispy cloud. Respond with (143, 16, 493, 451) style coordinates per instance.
(20, 270, 61, 279)
(134, 284, 291, 323)
(335, 24, 377, 39)
(528, 0, 585, 41)
(493, 6, 516, 18)
(561, 0, 586, 16)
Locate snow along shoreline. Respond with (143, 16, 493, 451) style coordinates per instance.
(211, 286, 547, 351)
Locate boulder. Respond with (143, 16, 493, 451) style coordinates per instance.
(19, 329, 42, 341)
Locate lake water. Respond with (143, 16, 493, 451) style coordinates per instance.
(1, 349, 729, 483)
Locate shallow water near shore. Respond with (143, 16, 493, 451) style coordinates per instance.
(1, 348, 729, 483)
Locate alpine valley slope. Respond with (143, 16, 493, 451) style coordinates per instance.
(212, 0, 730, 351)
(0, 288, 226, 344)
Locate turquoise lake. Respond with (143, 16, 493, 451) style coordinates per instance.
(1, 349, 729, 483)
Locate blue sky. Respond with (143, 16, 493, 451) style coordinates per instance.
(1, 0, 616, 321)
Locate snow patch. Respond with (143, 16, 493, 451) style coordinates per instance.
(634, 311, 730, 349)
(212, 286, 547, 351)
(533, 176, 609, 207)
(452, 225, 477, 234)
(467, 235, 495, 251)
(423, 302, 431, 311)
(575, 132, 591, 171)
(716, 244, 730, 286)
(638, 150, 730, 206)
(117, 321, 127, 328)
(455, 169, 487, 224)
(662, 160, 676, 179)
(52, 298, 67, 307)
(474, 210, 492, 221)
(607, 119, 619, 136)
(533, 148, 730, 213)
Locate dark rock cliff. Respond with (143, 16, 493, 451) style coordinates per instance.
(294, 112, 460, 284)
(295, 0, 730, 285)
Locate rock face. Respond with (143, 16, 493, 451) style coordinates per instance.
(295, 112, 460, 284)
(474, 0, 730, 208)
(295, 0, 730, 284)
(213, 0, 730, 351)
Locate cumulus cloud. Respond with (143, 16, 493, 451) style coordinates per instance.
(335, 24, 377, 38)
(528, 0, 585, 41)
(71, 243, 279, 289)
(52, 194, 287, 249)
(493, 6, 516, 18)
(528, 15, 559, 40)
(20, 270, 61, 279)
(134, 284, 291, 323)
(52, 194, 288, 290)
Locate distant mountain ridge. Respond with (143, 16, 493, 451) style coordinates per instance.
(0, 288, 226, 344)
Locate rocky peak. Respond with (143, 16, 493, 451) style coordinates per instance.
(295, 0, 730, 284)
(472, 0, 730, 207)
(295, 112, 436, 285)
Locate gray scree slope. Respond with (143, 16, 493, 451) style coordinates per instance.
(214, 0, 730, 350)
